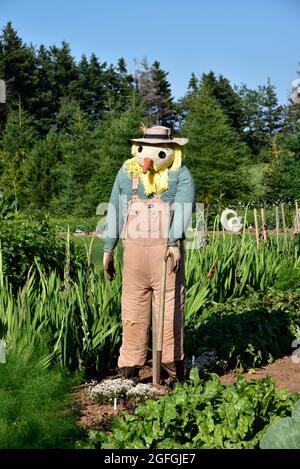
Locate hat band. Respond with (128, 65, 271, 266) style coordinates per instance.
(144, 134, 172, 140)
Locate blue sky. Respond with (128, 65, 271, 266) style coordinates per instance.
(1, 0, 299, 104)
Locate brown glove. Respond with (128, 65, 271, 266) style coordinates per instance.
(103, 250, 115, 281)
(166, 246, 181, 274)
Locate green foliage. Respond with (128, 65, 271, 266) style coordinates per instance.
(185, 289, 300, 368)
(135, 57, 173, 126)
(82, 371, 298, 449)
(183, 81, 252, 205)
(0, 217, 86, 289)
(26, 128, 62, 210)
(0, 348, 81, 448)
(260, 400, 300, 449)
(86, 105, 145, 206)
(264, 127, 300, 202)
(0, 245, 122, 372)
(1, 230, 300, 373)
(0, 108, 36, 209)
(50, 99, 101, 216)
(274, 262, 300, 291)
(201, 71, 244, 134)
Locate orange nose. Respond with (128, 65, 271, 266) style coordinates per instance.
(142, 157, 153, 174)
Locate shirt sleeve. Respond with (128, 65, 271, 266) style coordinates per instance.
(168, 166, 195, 246)
(103, 168, 125, 251)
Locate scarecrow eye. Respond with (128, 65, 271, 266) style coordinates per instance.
(158, 151, 166, 159)
(138, 146, 143, 153)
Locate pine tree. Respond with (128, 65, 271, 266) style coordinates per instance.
(135, 57, 173, 126)
(259, 78, 283, 138)
(27, 128, 62, 210)
(50, 99, 99, 215)
(49, 41, 78, 104)
(151, 60, 174, 127)
(183, 82, 252, 205)
(201, 71, 244, 134)
(0, 107, 36, 209)
(30, 44, 56, 134)
(237, 83, 266, 155)
(86, 105, 145, 210)
(0, 22, 38, 122)
(264, 128, 300, 202)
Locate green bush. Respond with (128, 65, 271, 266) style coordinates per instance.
(0, 217, 86, 289)
(185, 289, 300, 369)
(80, 369, 298, 449)
(0, 349, 82, 448)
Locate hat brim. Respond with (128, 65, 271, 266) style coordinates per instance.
(129, 137, 188, 146)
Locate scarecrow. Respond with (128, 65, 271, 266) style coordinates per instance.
(103, 124, 195, 382)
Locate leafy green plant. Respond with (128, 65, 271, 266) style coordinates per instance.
(80, 370, 298, 449)
(0, 246, 122, 372)
(185, 288, 300, 368)
(0, 217, 86, 289)
(260, 400, 300, 449)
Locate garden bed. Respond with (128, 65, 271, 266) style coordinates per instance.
(74, 356, 300, 435)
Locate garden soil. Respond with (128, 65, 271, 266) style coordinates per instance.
(74, 356, 300, 432)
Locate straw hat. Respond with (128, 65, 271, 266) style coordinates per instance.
(129, 124, 188, 146)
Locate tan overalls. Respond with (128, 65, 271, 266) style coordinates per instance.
(118, 176, 185, 369)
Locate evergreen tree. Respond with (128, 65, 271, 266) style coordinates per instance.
(237, 83, 266, 155)
(264, 126, 300, 202)
(50, 99, 99, 215)
(74, 54, 108, 119)
(49, 41, 78, 104)
(135, 57, 173, 126)
(0, 22, 38, 123)
(174, 73, 200, 131)
(183, 82, 252, 205)
(104, 60, 136, 114)
(27, 128, 62, 210)
(0, 107, 36, 209)
(30, 44, 56, 134)
(201, 71, 244, 134)
(259, 78, 283, 138)
(86, 105, 145, 210)
(151, 60, 174, 127)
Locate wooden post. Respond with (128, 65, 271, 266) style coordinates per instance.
(153, 253, 168, 384)
(275, 206, 279, 252)
(261, 207, 267, 243)
(281, 203, 288, 251)
(253, 208, 259, 247)
(152, 297, 158, 384)
(295, 200, 300, 233)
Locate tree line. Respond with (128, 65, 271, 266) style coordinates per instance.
(0, 21, 299, 217)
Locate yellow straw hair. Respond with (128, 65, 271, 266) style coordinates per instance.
(126, 144, 183, 195)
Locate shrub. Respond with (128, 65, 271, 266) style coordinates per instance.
(0, 217, 86, 289)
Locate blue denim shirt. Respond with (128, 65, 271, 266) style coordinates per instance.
(103, 163, 195, 251)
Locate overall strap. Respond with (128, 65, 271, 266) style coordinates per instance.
(132, 175, 139, 192)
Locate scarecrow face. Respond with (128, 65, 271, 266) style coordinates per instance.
(134, 144, 175, 174)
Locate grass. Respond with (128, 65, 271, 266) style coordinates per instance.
(0, 347, 83, 448)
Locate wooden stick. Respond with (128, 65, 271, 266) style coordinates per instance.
(152, 296, 158, 384)
(261, 207, 267, 243)
(295, 200, 299, 232)
(253, 208, 259, 247)
(281, 203, 288, 251)
(153, 252, 168, 384)
(275, 206, 279, 252)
